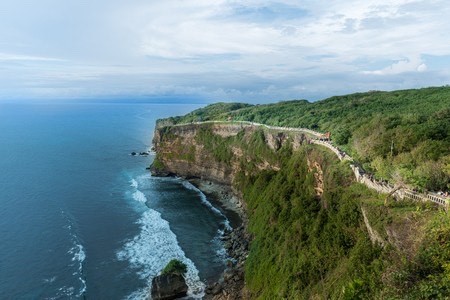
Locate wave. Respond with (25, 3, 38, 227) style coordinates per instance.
(132, 190, 148, 204)
(117, 209, 205, 299)
(58, 210, 87, 299)
(130, 179, 138, 188)
(135, 174, 152, 186)
(130, 177, 151, 205)
(68, 243, 87, 297)
(212, 228, 229, 262)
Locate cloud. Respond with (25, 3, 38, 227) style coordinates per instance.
(0, 0, 449, 101)
(0, 53, 65, 62)
(363, 56, 428, 75)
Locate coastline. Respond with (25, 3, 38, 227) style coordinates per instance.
(188, 179, 245, 228)
(187, 178, 249, 300)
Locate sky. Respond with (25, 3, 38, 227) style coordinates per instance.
(1, 0, 450, 103)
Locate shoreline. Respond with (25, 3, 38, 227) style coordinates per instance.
(188, 179, 245, 228)
(187, 178, 249, 300)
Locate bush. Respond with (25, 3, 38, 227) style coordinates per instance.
(151, 156, 165, 171)
(161, 259, 188, 276)
(334, 128, 352, 145)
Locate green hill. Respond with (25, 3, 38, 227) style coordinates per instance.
(165, 86, 450, 192)
(152, 87, 450, 298)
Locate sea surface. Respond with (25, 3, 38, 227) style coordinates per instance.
(0, 102, 231, 299)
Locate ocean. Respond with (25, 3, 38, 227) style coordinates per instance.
(0, 102, 231, 299)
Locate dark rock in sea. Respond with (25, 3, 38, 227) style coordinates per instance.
(148, 163, 175, 177)
(140, 152, 149, 156)
(150, 169, 173, 177)
(151, 273, 188, 300)
(131, 152, 137, 156)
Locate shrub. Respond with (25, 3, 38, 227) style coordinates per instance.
(161, 259, 188, 276)
(150, 156, 165, 171)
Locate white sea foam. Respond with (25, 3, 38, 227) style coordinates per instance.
(70, 244, 86, 264)
(180, 180, 232, 231)
(132, 190, 148, 204)
(60, 210, 87, 298)
(181, 180, 222, 215)
(117, 209, 205, 299)
(68, 243, 87, 297)
(55, 243, 87, 299)
(58, 286, 75, 296)
(136, 173, 152, 185)
(124, 288, 148, 300)
(212, 229, 229, 262)
(130, 179, 138, 188)
(44, 276, 57, 283)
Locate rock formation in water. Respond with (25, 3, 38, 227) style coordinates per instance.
(150, 273, 188, 300)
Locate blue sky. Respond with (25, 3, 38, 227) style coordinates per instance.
(1, 0, 449, 102)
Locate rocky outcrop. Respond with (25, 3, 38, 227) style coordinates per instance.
(307, 158, 324, 198)
(265, 131, 287, 151)
(151, 124, 235, 184)
(150, 273, 188, 300)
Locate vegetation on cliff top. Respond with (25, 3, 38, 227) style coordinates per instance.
(160, 86, 450, 191)
(156, 102, 252, 127)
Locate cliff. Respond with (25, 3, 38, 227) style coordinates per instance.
(151, 123, 305, 185)
(151, 121, 450, 299)
(151, 123, 241, 183)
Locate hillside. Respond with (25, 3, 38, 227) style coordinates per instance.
(151, 120, 450, 299)
(161, 86, 450, 192)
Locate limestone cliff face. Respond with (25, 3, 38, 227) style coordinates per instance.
(151, 123, 305, 185)
(152, 124, 237, 184)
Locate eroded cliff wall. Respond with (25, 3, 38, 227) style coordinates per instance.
(151, 123, 306, 185)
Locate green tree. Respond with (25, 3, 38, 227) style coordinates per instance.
(334, 128, 352, 145)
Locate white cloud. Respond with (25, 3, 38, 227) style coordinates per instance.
(0, 53, 65, 62)
(0, 0, 449, 101)
(363, 56, 428, 75)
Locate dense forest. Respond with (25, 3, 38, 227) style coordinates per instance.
(163, 86, 450, 192)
